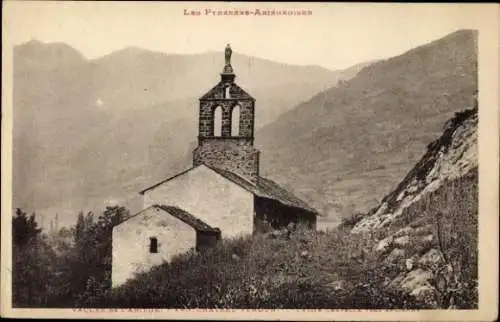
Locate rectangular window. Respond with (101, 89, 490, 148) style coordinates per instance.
(149, 237, 158, 253)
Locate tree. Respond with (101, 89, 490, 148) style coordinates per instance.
(11, 205, 132, 307)
(98, 205, 130, 231)
(12, 208, 41, 247)
(75, 211, 85, 249)
(73, 205, 130, 306)
(12, 208, 52, 307)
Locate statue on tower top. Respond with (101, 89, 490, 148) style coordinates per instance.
(221, 43, 235, 79)
(225, 43, 232, 66)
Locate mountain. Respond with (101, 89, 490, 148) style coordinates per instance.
(12, 40, 369, 228)
(350, 106, 478, 304)
(92, 108, 478, 309)
(256, 29, 478, 229)
(352, 107, 478, 232)
(13, 41, 111, 225)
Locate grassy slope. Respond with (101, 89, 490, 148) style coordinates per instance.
(77, 167, 476, 309)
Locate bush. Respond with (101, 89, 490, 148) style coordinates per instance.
(339, 212, 366, 229)
(13, 165, 477, 310)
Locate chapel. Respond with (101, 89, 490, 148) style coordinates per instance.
(112, 44, 318, 287)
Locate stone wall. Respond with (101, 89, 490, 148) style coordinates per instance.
(193, 138, 260, 180)
(199, 100, 254, 137)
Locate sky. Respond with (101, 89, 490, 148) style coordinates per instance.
(3, 2, 494, 70)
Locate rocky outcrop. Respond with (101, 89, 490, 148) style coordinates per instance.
(351, 106, 478, 305)
(352, 105, 477, 233)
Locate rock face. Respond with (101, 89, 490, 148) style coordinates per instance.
(351, 106, 478, 304)
(352, 106, 477, 233)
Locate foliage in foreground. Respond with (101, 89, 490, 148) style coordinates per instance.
(91, 227, 420, 309)
(12, 169, 477, 309)
(389, 167, 478, 309)
(89, 169, 478, 309)
(12, 206, 130, 308)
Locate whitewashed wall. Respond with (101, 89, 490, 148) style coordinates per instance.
(143, 165, 254, 239)
(112, 207, 196, 287)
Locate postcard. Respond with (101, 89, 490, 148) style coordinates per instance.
(1, 2, 498, 320)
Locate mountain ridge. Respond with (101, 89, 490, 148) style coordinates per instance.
(13, 29, 476, 231)
(12, 40, 370, 228)
(15, 39, 339, 73)
(256, 29, 477, 229)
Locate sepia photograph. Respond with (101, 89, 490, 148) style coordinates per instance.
(1, 1, 498, 320)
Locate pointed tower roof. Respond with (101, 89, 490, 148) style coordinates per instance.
(200, 44, 254, 101)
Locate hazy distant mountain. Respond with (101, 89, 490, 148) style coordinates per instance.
(256, 29, 477, 229)
(13, 40, 369, 227)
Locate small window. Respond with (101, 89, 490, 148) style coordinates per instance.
(149, 237, 158, 253)
(231, 104, 240, 136)
(213, 106, 222, 137)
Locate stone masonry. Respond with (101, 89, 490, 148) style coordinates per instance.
(193, 44, 259, 181)
(197, 99, 255, 138)
(193, 137, 260, 179)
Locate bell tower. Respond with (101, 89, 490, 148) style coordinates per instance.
(193, 44, 260, 181)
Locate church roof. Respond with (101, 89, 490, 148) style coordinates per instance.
(139, 164, 318, 215)
(209, 167, 318, 214)
(154, 205, 221, 233)
(200, 81, 254, 101)
(119, 204, 220, 233)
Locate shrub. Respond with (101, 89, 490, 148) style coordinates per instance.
(339, 212, 366, 229)
(98, 225, 426, 309)
(13, 165, 478, 310)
